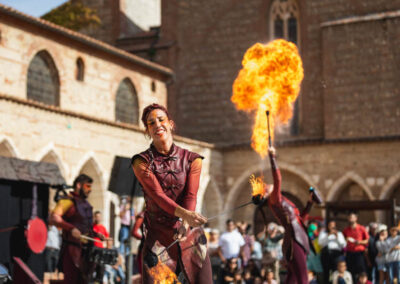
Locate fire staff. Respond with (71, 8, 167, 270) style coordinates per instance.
(258, 146, 317, 284)
(131, 103, 212, 283)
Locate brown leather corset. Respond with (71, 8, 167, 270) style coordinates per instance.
(134, 144, 202, 225)
(62, 194, 94, 238)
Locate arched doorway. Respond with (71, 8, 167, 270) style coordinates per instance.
(0, 138, 18, 158)
(333, 181, 374, 230)
(40, 150, 66, 210)
(78, 158, 106, 226)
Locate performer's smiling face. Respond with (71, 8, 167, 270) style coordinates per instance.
(146, 109, 174, 143)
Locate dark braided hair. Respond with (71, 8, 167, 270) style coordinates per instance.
(141, 103, 172, 129)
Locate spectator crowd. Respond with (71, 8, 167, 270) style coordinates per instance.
(206, 213, 400, 284)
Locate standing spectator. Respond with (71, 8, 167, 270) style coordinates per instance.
(387, 227, 400, 283)
(307, 222, 323, 281)
(262, 222, 283, 282)
(332, 260, 353, 284)
(366, 222, 378, 283)
(251, 233, 263, 261)
(93, 211, 109, 248)
(218, 220, 245, 265)
(44, 224, 61, 273)
(93, 211, 110, 283)
(239, 222, 254, 267)
(319, 220, 347, 284)
(342, 212, 369, 282)
(356, 272, 372, 284)
(375, 226, 390, 284)
(119, 197, 134, 256)
(208, 229, 222, 283)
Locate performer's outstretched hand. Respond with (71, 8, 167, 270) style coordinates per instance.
(185, 211, 208, 227)
(175, 206, 208, 227)
(268, 146, 276, 156)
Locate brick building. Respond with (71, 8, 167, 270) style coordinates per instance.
(0, 4, 215, 246)
(82, 0, 399, 229)
(156, 0, 400, 229)
(1, 0, 400, 235)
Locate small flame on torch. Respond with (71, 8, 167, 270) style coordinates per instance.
(249, 174, 266, 197)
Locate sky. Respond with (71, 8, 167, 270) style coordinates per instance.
(0, 0, 68, 17)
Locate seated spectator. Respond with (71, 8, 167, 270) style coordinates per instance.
(332, 260, 353, 284)
(356, 272, 372, 284)
(308, 270, 318, 284)
(222, 257, 241, 284)
(208, 229, 221, 283)
(103, 239, 125, 284)
(263, 268, 277, 284)
(234, 269, 244, 284)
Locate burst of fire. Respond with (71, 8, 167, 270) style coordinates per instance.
(148, 261, 181, 284)
(231, 39, 304, 158)
(249, 174, 266, 197)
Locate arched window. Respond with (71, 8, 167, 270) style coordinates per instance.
(270, 0, 300, 135)
(76, 57, 84, 81)
(270, 0, 300, 44)
(115, 78, 139, 124)
(27, 50, 60, 106)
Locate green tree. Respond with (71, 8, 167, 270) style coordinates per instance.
(41, 1, 101, 31)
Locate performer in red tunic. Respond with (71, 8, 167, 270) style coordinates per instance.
(258, 146, 316, 284)
(50, 174, 104, 284)
(131, 103, 212, 283)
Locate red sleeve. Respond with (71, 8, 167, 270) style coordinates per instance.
(300, 201, 313, 220)
(181, 158, 202, 211)
(269, 154, 282, 204)
(132, 214, 144, 240)
(132, 158, 179, 216)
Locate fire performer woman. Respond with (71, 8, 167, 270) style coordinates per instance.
(131, 103, 212, 283)
(257, 146, 317, 284)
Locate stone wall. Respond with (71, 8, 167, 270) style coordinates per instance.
(160, 0, 400, 145)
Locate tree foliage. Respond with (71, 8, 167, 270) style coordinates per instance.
(41, 1, 101, 31)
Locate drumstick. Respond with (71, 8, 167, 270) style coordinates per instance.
(80, 235, 104, 244)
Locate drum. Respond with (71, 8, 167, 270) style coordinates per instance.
(0, 264, 11, 284)
(88, 247, 118, 265)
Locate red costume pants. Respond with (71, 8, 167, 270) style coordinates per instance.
(285, 241, 308, 284)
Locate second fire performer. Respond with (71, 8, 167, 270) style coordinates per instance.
(258, 146, 317, 284)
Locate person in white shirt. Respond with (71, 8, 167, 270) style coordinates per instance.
(218, 219, 245, 265)
(332, 260, 353, 284)
(318, 220, 347, 284)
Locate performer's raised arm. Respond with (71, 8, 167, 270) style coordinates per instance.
(268, 146, 282, 204)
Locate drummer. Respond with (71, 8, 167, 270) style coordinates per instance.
(50, 174, 105, 284)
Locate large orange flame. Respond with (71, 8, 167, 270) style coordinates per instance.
(148, 261, 181, 284)
(231, 39, 304, 158)
(249, 174, 266, 197)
